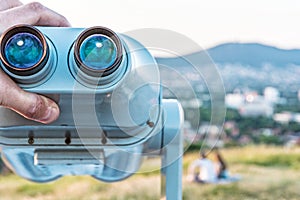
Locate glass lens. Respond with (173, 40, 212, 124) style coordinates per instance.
(4, 32, 43, 69)
(79, 34, 117, 70)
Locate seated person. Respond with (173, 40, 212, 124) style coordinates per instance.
(187, 152, 217, 183)
(214, 149, 229, 179)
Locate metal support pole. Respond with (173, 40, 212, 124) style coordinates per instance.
(160, 99, 184, 200)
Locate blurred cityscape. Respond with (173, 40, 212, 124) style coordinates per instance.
(157, 42, 300, 149)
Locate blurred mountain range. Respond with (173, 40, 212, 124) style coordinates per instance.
(207, 43, 300, 67)
(156, 43, 300, 93)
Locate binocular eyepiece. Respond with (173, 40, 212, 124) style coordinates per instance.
(0, 25, 49, 76)
(0, 25, 125, 87)
(74, 27, 123, 77)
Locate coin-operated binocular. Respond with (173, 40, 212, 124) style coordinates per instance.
(0, 25, 183, 199)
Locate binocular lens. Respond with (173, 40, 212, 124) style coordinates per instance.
(73, 27, 123, 77)
(79, 34, 117, 71)
(4, 32, 43, 69)
(0, 25, 49, 76)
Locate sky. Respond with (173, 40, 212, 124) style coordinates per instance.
(21, 0, 300, 50)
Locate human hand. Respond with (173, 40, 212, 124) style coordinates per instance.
(0, 0, 70, 124)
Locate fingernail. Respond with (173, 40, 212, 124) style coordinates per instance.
(40, 104, 60, 124)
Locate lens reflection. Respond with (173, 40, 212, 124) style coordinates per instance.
(79, 34, 117, 70)
(4, 32, 43, 69)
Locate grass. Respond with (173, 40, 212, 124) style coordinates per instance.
(182, 145, 300, 200)
(183, 145, 300, 169)
(181, 164, 300, 200)
(220, 145, 300, 169)
(16, 184, 54, 197)
(0, 146, 299, 200)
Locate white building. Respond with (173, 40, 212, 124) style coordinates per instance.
(239, 101, 274, 117)
(225, 93, 244, 109)
(273, 112, 292, 124)
(226, 88, 276, 117)
(264, 87, 280, 104)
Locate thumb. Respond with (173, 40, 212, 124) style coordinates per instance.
(0, 71, 59, 124)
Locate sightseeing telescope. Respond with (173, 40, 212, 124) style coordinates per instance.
(0, 25, 183, 199)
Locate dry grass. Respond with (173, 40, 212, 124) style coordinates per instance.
(0, 146, 299, 200)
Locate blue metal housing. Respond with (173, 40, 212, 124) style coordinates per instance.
(0, 26, 183, 200)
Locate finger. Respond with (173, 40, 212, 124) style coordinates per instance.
(0, 0, 22, 11)
(0, 71, 60, 124)
(26, 2, 71, 27)
(0, 2, 70, 31)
